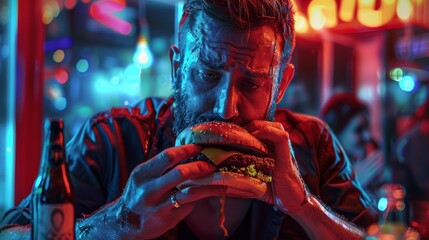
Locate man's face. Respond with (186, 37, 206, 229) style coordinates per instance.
(172, 13, 285, 134)
(338, 112, 371, 161)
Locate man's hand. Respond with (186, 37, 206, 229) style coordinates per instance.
(245, 120, 367, 239)
(83, 144, 228, 239)
(118, 144, 232, 239)
(244, 120, 310, 213)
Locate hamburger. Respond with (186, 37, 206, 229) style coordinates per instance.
(175, 121, 275, 198)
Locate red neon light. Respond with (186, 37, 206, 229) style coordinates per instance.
(55, 68, 69, 84)
(89, 0, 132, 35)
(65, 0, 77, 9)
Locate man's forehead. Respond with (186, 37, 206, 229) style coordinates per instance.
(191, 13, 278, 47)
(183, 13, 282, 71)
(198, 42, 276, 77)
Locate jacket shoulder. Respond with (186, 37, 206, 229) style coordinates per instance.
(89, 97, 170, 126)
(275, 108, 329, 134)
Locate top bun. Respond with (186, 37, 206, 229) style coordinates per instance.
(175, 121, 268, 156)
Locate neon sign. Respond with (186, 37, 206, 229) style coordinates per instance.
(295, 0, 429, 33)
(89, 0, 132, 35)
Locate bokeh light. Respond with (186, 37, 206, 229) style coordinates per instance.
(396, 201, 405, 211)
(399, 74, 416, 92)
(397, 0, 413, 21)
(390, 68, 403, 81)
(54, 97, 67, 110)
(42, 1, 60, 24)
(53, 49, 65, 63)
(47, 85, 61, 99)
(377, 197, 388, 211)
(133, 37, 153, 69)
(55, 68, 68, 84)
(295, 12, 309, 33)
(65, 0, 77, 9)
(94, 76, 109, 94)
(309, 7, 326, 30)
(76, 59, 89, 73)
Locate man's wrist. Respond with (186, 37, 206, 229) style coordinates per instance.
(0, 224, 31, 240)
(75, 200, 125, 239)
(284, 194, 367, 239)
(279, 193, 312, 215)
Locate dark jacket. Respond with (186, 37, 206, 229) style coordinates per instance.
(1, 97, 377, 239)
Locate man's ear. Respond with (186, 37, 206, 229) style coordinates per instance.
(275, 64, 295, 104)
(169, 45, 181, 84)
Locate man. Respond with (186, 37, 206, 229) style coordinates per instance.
(1, 0, 377, 239)
(320, 93, 387, 200)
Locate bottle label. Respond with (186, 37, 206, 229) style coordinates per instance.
(34, 203, 74, 240)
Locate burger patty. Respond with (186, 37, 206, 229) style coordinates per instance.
(184, 153, 275, 183)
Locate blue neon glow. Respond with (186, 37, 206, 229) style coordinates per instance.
(44, 37, 73, 52)
(399, 75, 416, 92)
(124, 64, 141, 83)
(93, 65, 140, 96)
(54, 97, 67, 110)
(5, 0, 17, 209)
(377, 197, 388, 211)
(133, 39, 153, 69)
(76, 59, 89, 73)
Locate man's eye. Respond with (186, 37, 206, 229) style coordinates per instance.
(198, 71, 218, 81)
(244, 81, 260, 89)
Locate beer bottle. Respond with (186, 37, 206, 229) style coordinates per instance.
(31, 119, 75, 240)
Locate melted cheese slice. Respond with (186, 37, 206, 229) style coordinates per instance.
(201, 147, 241, 165)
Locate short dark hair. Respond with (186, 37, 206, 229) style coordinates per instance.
(320, 93, 369, 134)
(178, 0, 295, 75)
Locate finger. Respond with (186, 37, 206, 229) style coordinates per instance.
(176, 172, 266, 198)
(157, 198, 194, 228)
(154, 161, 217, 192)
(258, 183, 274, 205)
(244, 120, 284, 134)
(250, 126, 295, 181)
(135, 144, 204, 178)
(251, 126, 308, 205)
(174, 185, 228, 206)
(251, 125, 288, 146)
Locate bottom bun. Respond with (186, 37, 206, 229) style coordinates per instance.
(178, 172, 267, 198)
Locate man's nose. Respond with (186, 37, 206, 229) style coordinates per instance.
(214, 80, 238, 120)
(362, 130, 372, 143)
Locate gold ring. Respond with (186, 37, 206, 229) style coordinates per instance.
(170, 193, 180, 208)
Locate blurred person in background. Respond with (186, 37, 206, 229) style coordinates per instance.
(395, 97, 429, 201)
(394, 97, 429, 238)
(320, 93, 388, 200)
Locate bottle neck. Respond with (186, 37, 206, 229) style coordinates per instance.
(38, 144, 66, 174)
(37, 119, 66, 179)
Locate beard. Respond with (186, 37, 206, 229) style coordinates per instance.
(172, 75, 279, 135)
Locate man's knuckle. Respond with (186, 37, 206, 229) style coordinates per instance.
(159, 150, 173, 162)
(169, 165, 185, 180)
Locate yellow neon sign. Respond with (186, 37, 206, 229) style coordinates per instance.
(297, 0, 429, 31)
